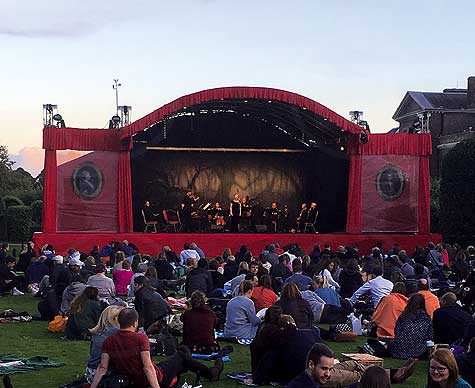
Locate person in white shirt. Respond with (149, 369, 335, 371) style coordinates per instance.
(349, 266, 393, 308)
(319, 257, 340, 290)
(179, 243, 200, 265)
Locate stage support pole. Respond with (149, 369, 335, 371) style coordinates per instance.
(418, 155, 430, 234)
(42, 149, 57, 233)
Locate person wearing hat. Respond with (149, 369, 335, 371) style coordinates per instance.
(50, 255, 85, 302)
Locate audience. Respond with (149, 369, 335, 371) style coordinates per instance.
(185, 258, 213, 297)
(428, 348, 471, 388)
(112, 260, 134, 296)
(418, 278, 440, 319)
(274, 282, 314, 329)
(251, 274, 278, 312)
(86, 264, 116, 303)
(338, 259, 364, 299)
(349, 265, 393, 308)
(456, 337, 475, 387)
(284, 259, 313, 291)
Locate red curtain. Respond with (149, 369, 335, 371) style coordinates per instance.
(118, 151, 133, 232)
(346, 155, 362, 233)
(43, 127, 122, 151)
(348, 134, 432, 156)
(418, 156, 431, 234)
(42, 150, 57, 233)
(120, 86, 363, 137)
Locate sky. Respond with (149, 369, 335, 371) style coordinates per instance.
(1, 0, 475, 176)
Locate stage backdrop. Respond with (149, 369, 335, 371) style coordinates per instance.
(56, 151, 119, 232)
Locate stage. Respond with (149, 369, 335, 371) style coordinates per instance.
(33, 232, 441, 258)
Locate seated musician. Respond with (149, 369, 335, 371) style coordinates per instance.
(208, 202, 226, 226)
(296, 203, 308, 233)
(141, 200, 159, 223)
(306, 202, 319, 231)
(266, 202, 281, 232)
(241, 196, 252, 231)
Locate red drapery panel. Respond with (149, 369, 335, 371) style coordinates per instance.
(120, 86, 363, 137)
(118, 151, 133, 233)
(43, 127, 122, 151)
(346, 155, 362, 233)
(42, 150, 57, 233)
(418, 156, 431, 234)
(348, 134, 432, 156)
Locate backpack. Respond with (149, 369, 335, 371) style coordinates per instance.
(150, 325, 177, 356)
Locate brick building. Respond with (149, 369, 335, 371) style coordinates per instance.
(392, 76, 475, 177)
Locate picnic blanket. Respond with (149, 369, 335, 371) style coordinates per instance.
(191, 353, 231, 362)
(0, 355, 64, 375)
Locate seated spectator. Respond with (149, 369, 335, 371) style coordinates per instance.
(274, 282, 314, 329)
(111, 251, 126, 271)
(64, 286, 103, 340)
(418, 278, 440, 319)
(349, 266, 393, 308)
(232, 272, 258, 297)
(338, 259, 364, 299)
(313, 274, 341, 306)
(452, 251, 471, 282)
(60, 281, 87, 315)
(90, 308, 224, 388)
(16, 241, 36, 272)
(153, 252, 176, 280)
(0, 256, 24, 295)
(390, 293, 433, 359)
(371, 282, 408, 339)
(25, 255, 50, 288)
(428, 348, 471, 388)
(180, 243, 200, 265)
(250, 306, 295, 380)
(270, 254, 292, 280)
(112, 260, 134, 296)
(185, 258, 213, 297)
(399, 251, 415, 278)
(85, 305, 125, 384)
(355, 366, 391, 388)
(80, 256, 97, 280)
(162, 245, 180, 266)
(180, 290, 219, 354)
(223, 255, 238, 282)
(456, 337, 475, 387)
(128, 262, 147, 297)
(145, 267, 166, 297)
(251, 275, 278, 312)
(224, 280, 261, 339)
(190, 242, 205, 259)
(318, 256, 340, 290)
(284, 259, 313, 291)
(433, 292, 475, 345)
(133, 276, 171, 332)
(87, 264, 116, 303)
(208, 259, 225, 291)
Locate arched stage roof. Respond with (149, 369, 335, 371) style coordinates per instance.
(121, 86, 365, 144)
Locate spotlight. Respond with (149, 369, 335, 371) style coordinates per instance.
(52, 113, 62, 121)
(340, 146, 345, 152)
(109, 115, 121, 129)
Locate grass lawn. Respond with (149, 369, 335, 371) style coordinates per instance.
(0, 295, 428, 388)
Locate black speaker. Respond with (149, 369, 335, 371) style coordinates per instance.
(255, 225, 267, 233)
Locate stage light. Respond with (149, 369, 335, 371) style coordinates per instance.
(359, 130, 369, 144)
(109, 114, 121, 129)
(52, 114, 62, 121)
(340, 146, 345, 151)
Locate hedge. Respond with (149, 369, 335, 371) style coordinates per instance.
(6, 205, 32, 242)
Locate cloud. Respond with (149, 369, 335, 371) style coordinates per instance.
(10, 146, 44, 177)
(10, 147, 89, 177)
(0, 0, 148, 38)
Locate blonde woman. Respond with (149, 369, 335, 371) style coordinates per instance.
(85, 305, 125, 383)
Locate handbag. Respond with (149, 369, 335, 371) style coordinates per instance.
(48, 315, 68, 333)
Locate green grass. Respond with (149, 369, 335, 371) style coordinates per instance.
(0, 295, 428, 388)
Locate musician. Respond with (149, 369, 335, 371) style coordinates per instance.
(266, 202, 281, 232)
(182, 191, 199, 232)
(229, 193, 241, 232)
(296, 202, 308, 232)
(208, 202, 226, 226)
(141, 200, 159, 224)
(306, 202, 319, 232)
(241, 195, 252, 231)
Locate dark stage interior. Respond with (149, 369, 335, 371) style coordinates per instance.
(131, 99, 350, 233)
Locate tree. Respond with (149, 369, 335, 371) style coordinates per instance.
(430, 177, 440, 233)
(0, 145, 14, 170)
(440, 139, 475, 245)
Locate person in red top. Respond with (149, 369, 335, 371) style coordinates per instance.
(112, 260, 134, 296)
(251, 275, 278, 312)
(181, 290, 220, 354)
(90, 308, 224, 388)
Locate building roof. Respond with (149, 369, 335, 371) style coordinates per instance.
(393, 89, 469, 120)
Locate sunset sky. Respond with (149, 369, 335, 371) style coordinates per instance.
(1, 0, 475, 176)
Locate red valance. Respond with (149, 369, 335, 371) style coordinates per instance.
(43, 126, 122, 151)
(348, 134, 432, 156)
(120, 86, 363, 137)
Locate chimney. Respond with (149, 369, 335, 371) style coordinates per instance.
(468, 76, 475, 109)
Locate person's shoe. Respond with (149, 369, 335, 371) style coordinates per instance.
(209, 356, 224, 381)
(392, 358, 417, 384)
(209, 345, 234, 360)
(11, 287, 24, 296)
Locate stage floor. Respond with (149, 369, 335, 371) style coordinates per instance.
(33, 232, 441, 257)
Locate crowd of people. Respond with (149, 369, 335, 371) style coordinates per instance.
(2, 239, 475, 387)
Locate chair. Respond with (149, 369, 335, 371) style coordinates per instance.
(163, 210, 182, 232)
(142, 210, 158, 233)
(304, 211, 318, 233)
